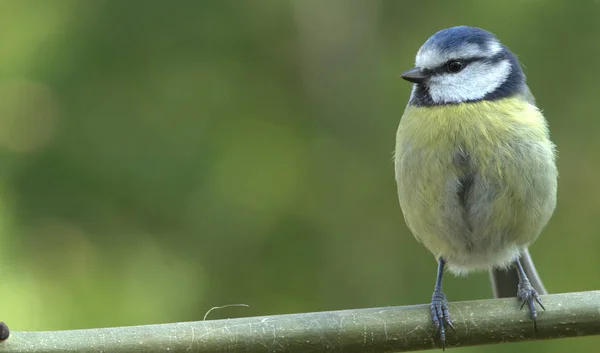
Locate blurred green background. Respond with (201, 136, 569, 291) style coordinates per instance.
(0, 0, 598, 352)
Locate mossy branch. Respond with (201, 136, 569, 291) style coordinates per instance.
(0, 291, 598, 352)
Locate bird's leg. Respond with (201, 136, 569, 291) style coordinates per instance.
(431, 258, 454, 350)
(515, 257, 545, 330)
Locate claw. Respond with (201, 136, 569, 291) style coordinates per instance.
(534, 294, 546, 311)
(447, 320, 456, 332)
(431, 290, 453, 350)
(518, 280, 544, 331)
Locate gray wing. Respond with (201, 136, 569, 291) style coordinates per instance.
(520, 84, 536, 105)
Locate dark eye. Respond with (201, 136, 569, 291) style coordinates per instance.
(445, 60, 464, 73)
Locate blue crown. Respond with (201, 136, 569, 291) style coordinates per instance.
(423, 26, 498, 53)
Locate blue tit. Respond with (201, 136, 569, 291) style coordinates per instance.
(395, 26, 557, 349)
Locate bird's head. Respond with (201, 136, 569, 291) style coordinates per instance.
(401, 26, 526, 106)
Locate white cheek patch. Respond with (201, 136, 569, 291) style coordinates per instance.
(416, 41, 503, 70)
(427, 59, 511, 104)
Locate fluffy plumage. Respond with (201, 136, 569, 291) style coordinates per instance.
(395, 26, 557, 348)
(395, 98, 557, 274)
(396, 26, 557, 274)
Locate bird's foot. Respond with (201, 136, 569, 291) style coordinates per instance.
(518, 280, 545, 330)
(431, 289, 454, 350)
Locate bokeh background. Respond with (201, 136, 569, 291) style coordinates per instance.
(0, 1, 598, 352)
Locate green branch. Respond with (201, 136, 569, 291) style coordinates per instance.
(0, 291, 598, 352)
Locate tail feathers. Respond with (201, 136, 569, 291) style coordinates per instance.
(490, 248, 547, 298)
(490, 266, 520, 298)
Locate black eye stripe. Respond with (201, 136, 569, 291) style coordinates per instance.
(431, 53, 505, 75)
(408, 47, 524, 106)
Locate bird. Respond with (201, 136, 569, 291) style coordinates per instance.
(394, 26, 557, 349)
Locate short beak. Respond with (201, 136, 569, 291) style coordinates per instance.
(400, 67, 428, 84)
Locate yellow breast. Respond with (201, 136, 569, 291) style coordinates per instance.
(394, 97, 557, 271)
(396, 98, 550, 178)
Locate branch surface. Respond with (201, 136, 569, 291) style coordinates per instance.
(1, 291, 598, 352)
